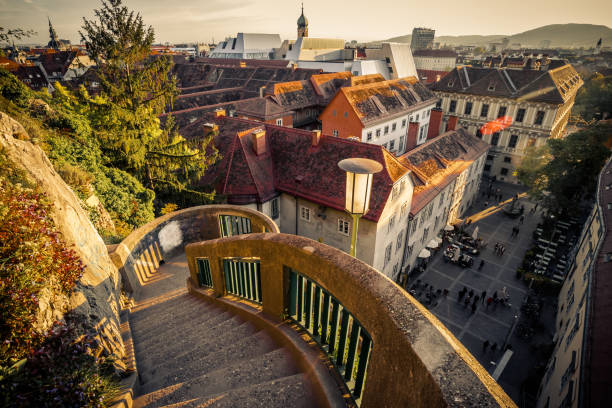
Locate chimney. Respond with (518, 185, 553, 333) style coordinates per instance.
(251, 128, 266, 155)
(406, 122, 420, 151)
(447, 115, 458, 131)
(312, 130, 321, 146)
(215, 108, 226, 117)
(427, 108, 443, 140)
(203, 122, 219, 133)
(259, 86, 266, 98)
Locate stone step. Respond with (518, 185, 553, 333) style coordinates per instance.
(130, 296, 215, 329)
(130, 302, 224, 343)
(156, 373, 316, 408)
(133, 310, 234, 357)
(135, 348, 300, 407)
(130, 293, 202, 321)
(140, 330, 279, 395)
(136, 316, 249, 373)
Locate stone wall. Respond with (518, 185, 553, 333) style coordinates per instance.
(0, 112, 125, 359)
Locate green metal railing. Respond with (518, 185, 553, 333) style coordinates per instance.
(219, 215, 252, 237)
(288, 269, 372, 404)
(196, 258, 213, 288)
(223, 258, 262, 303)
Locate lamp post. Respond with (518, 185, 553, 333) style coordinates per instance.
(338, 158, 383, 257)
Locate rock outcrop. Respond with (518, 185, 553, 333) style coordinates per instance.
(0, 112, 125, 360)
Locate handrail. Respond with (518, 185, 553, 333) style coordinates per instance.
(108, 205, 278, 298)
(185, 233, 516, 408)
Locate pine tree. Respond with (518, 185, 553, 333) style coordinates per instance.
(80, 0, 217, 200)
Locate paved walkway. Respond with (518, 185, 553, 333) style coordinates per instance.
(408, 181, 555, 406)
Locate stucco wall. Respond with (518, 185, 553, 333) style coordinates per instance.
(109, 205, 278, 299)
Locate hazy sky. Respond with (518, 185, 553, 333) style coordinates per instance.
(1, 0, 611, 44)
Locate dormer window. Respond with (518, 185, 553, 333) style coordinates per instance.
(447, 80, 455, 87)
(488, 81, 496, 91)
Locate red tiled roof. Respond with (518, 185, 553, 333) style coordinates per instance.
(398, 128, 489, 216)
(417, 69, 449, 84)
(181, 115, 409, 222)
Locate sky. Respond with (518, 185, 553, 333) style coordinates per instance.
(1, 0, 611, 45)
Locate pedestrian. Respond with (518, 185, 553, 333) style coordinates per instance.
(479, 259, 485, 270)
(458, 290, 464, 302)
(501, 246, 506, 256)
(491, 343, 497, 352)
(471, 302, 477, 314)
(494, 242, 499, 252)
(469, 289, 474, 297)
(473, 295, 479, 304)
(515, 226, 520, 235)
(483, 339, 490, 350)
(493, 291, 498, 299)
(519, 215, 525, 225)
(534, 202, 538, 211)
(464, 297, 470, 307)
(481, 290, 486, 302)
(487, 297, 493, 308)
(443, 289, 449, 297)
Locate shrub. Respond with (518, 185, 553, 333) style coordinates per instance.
(160, 203, 178, 215)
(0, 178, 84, 365)
(0, 322, 119, 407)
(57, 162, 94, 197)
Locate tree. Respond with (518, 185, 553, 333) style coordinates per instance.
(517, 124, 611, 215)
(0, 27, 35, 46)
(80, 0, 217, 200)
(573, 73, 612, 121)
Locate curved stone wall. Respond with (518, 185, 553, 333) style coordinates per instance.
(185, 233, 516, 408)
(109, 205, 278, 298)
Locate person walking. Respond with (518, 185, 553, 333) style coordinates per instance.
(481, 290, 486, 303)
(464, 297, 470, 308)
(519, 215, 525, 225)
(491, 343, 497, 352)
(471, 302, 477, 314)
(487, 297, 493, 308)
(473, 295, 479, 304)
(479, 259, 485, 270)
(483, 340, 490, 351)
(469, 289, 474, 297)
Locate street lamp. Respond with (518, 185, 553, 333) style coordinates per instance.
(338, 158, 383, 257)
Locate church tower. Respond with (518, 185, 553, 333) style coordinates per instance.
(297, 4, 308, 38)
(48, 17, 60, 50)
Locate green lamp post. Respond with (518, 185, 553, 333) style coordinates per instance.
(338, 158, 383, 257)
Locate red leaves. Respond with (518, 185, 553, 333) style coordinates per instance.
(0, 179, 84, 365)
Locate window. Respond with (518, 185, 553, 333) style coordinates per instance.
(276, 118, 283, 125)
(498, 106, 507, 117)
(384, 126, 389, 135)
(500, 168, 509, 175)
(402, 119, 407, 128)
(421, 228, 430, 243)
(384, 244, 392, 266)
(401, 202, 408, 217)
(338, 219, 350, 235)
(516, 108, 526, 122)
(503, 156, 512, 163)
(487, 81, 496, 91)
(300, 206, 311, 221)
(481, 104, 489, 117)
(389, 67, 394, 73)
(344, 111, 348, 118)
(410, 218, 418, 234)
(332, 129, 339, 137)
(367, 131, 372, 141)
(376, 128, 381, 138)
(449, 100, 457, 113)
(491, 132, 500, 146)
(391, 185, 399, 200)
(385, 57, 391, 63)
(438, 191, 445, 207)
(407, 244, 414, 256)
(382, 143, 387, 150)
(464, 101, 473, 115)
(390, 140, 395, 150)
(392, 123, 397, 131)
(535, 110, 545, 125)
(271, 198, 279, 219)
(416, 114, 420, 121)
(476, 128, 482, 139)
(353, 71, 359, 75)
(447, 80, 455, 87)
(484, 164, 491, 171)
(399, 135, 405, 151)
(396, 230, 404, 250)
(409, 116, 413, 122)
(508, 134, 518, 148)
(333, 110, 337, 117)
(436, 99, 442, 109)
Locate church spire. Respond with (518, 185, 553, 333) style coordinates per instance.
(297, 3, 308, 38)
(48, 16, 60, 50)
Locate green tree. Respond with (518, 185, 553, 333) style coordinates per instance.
(518, 125, 611, 215)
(515, 144, 551, 202)
(80, 0, 217, 200)
(573, 73, 612, 121)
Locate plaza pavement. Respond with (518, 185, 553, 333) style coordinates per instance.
(408, 181, 556, 406)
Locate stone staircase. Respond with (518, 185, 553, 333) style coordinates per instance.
(129, 257, 318, 408)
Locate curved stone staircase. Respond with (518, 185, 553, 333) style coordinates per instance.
(129, 255, 319, 408)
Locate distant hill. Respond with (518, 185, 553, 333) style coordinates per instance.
(378, 24, 612, 49)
